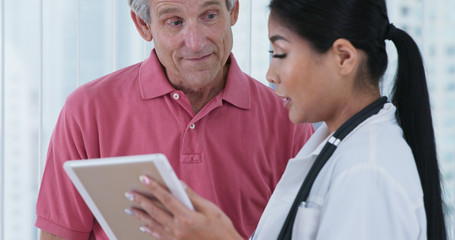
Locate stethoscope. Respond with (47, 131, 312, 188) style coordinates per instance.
(275, 96, 388, 239)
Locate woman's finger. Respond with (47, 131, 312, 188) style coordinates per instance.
(126, 207, 164, 229)
(183, 182, 217, 214)
(139, 224, 178, 240)
(125, 191, 174, 228)
(140, 175, 193, 217)
(126, 207, 176, 239)
(131, 177, 243, 240)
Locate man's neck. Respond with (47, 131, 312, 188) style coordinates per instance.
(168, 64, 230, 114)
(185, 80, 226, 114)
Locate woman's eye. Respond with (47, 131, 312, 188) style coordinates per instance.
(273, 54, 287, 59)
(269, 50, 287, 59)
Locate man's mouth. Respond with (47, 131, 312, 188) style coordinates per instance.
(186, 54, 212, 61)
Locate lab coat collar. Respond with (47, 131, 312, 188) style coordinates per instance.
(294, 122, 332, 159)
(294, 102, 396, 160)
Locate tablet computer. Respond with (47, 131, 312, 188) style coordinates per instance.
(63, 153, 193, 240)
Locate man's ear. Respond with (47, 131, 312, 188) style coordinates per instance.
(230, 1, 240, 26)
(130, 10, 153, 42)
(331, 39, 358, 76)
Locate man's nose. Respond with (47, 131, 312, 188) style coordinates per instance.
(183, 21, 207, 52)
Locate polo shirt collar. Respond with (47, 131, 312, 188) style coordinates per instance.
(139, 50, 250, 110)
(222, 53, 250, 110)
(139, 50, 175, 100)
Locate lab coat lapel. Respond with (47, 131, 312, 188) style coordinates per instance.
(273, 123, 331, 201)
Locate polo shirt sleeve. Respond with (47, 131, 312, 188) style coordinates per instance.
(35, 103, 94, 240)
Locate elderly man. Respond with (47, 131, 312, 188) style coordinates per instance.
(35, 0, 314, 239)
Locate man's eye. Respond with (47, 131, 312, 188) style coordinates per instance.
(203, 12, 217, 21)
(166, 18, 183, 27)
(171, 20, 183, 26)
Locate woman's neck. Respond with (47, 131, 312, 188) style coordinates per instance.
(325, 91, 381, 134)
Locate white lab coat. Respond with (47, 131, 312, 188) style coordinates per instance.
(251, 103, 426, 240)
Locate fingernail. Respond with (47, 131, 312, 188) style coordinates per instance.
(180, 181, 188, 190)
(151, 231, 161, 239)
(140, 175, 150, 185)
(140, 226, 160, 238)
(124, 208, 134, 215)
(139, 225, 148, 233)
(125, 192, 134, 201)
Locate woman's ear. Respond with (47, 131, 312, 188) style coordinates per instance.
(331, 39, 358, 76)
(130, 10, 153, 42)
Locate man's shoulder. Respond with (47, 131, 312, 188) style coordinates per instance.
(246, 76, 273, 92)
(243, 74, 282, 104)
(67, 62, 143, 104)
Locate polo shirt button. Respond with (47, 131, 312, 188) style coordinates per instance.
(189, 123, 196, 130)
(173, 93, 180, 100)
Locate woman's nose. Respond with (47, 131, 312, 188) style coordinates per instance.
(266, 64, 279, 84)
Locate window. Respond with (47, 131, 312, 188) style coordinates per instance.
(448, 46, 455, 56)
(401, 6, 410, 17)
(444, 116, 455, 128)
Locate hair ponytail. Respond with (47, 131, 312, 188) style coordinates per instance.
(387, 24, 447, 240)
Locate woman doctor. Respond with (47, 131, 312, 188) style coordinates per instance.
(125, 0, 447, 239)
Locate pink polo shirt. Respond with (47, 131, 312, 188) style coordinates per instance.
(35, 51, 314, 239)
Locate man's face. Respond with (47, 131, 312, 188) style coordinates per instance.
(147, 0, 239, 91)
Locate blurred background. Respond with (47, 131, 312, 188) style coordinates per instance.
(0, 0, 453, 239)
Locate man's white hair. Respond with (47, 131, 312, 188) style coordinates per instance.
(128, 0, 238, 24)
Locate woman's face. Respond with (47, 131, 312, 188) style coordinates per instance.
(266, 15, 340, 124)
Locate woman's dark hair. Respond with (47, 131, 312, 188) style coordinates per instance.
(269, 0, 447, 239)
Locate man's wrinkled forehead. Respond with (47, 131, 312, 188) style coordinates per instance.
(150, 0, 229, 11)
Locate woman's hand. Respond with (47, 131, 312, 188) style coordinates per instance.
(125, 175, 244, 240)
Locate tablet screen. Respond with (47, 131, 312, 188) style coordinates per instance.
(64, 154, 192, 240)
